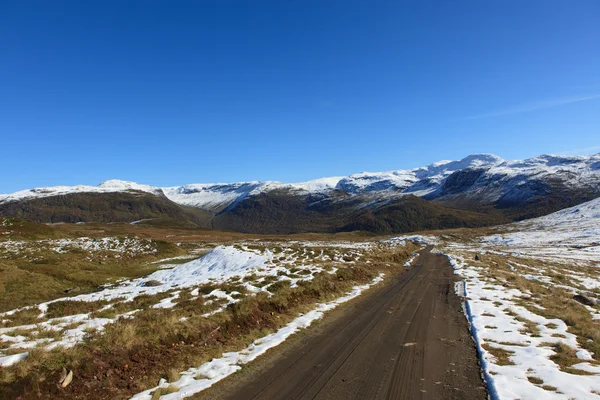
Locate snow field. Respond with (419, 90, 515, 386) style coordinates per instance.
(480, 197, 600, 263)
(0, 236, 157, 260)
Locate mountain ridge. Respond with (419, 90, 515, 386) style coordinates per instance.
(2, 152, 600, 234)
(4, 152, 597, 206)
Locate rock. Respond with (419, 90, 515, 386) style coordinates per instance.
(573, 294, 597, 306)
(61, 370, 73, 388)
(59, 368, 73, 388)
(142, 280, 163, 287)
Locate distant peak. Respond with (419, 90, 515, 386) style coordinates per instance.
(98, 179, 141, 187)
(96, 180, 161, 194)
(430, 160, 453, 167)
(459, 153, 504, 164)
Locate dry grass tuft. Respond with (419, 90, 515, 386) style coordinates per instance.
(527, 376, 543, 385)
(151, 384, 180, 400)
(45, 300, 110, 319)
(481, 343, 515, 365)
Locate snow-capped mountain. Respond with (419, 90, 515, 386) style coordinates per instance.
(160, 177, 343, 212)
(1, 152, 599, 234)
(162, 151, 595, 210)
(0, 179, 163, 204)
(334, 154, 505, 195)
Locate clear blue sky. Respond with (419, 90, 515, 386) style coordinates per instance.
(1, 1, 599, 193)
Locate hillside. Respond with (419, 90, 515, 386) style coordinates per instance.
(481, 195, 600, 257)
(1, 153, 599, 234)
(0, 191, 212, 228)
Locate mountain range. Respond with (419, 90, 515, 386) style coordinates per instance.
(2, 152, 599, 234)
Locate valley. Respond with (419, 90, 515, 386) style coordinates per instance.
(4, 2, 598, 398)
(1, 153, 599, 399)
(2, 153, 599, 234)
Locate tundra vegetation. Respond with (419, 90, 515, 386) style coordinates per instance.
(0, 217, 417, 399)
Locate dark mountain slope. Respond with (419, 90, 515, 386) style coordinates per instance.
(212, 191, 508, 234)
(339, 196, 507, 234)
(0, 191, 211, 227)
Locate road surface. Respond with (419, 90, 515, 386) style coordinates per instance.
(193, 246, 486, 400)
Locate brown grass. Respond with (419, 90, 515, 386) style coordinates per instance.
(0, 243, 415, 399)
(527, 376, 543, 384)
(45, 300, 110, 319)
(481, 343, 515, 365)
(464, 252, 600, 363)
(542, 385, 558, 392)
(0, 308, 43, 328)
(90, 293, 172, 319)
(151, 385, 180, 400)
(515, 316, 541, 337)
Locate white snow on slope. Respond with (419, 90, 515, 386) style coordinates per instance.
(287, 176, 344, 192)
(0, 180, 162, 204)
(334, 154, 504, 195)
(45, 246, 270, 304)
(148, 246, 270, 286)
(529, 196, 600, 226)
(0, 246, 272, 353)
(0, 237, 157, 260)
(482, 196, 600, 261)
(3, 153, 599, 212)
(161, 182, 263, 212)
(338, 153, 600, 201)
(1, 243, 370, 356)
(437, 194, 600, 400)
(161, 177, 342, 212)
(0, 352, 29, 367)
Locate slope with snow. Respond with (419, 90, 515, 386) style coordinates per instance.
(0, 180, 163, 205)
(131, 273, 385, 400)
(336, 153, 506, 196)
(2, 153, 600, 219)
(161, 177, 343, 212)
(441, 153, 600, 205)
(0, 241, 379, 362)
(161, 182, 263, 212)
(482, 196, 600, 260)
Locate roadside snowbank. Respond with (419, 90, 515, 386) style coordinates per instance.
(448, 253, 600, 400)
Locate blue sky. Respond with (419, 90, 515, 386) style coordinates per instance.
(1, 1, 599, 193)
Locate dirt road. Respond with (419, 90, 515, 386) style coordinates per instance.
(193, 247, 486, 400)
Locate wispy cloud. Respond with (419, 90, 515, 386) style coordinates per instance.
(465, 94, 600, 120)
